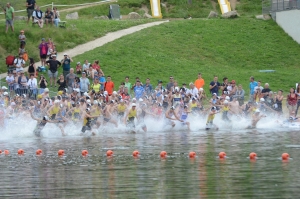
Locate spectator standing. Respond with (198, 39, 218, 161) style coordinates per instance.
(32, 6, 43, 28)
(104, 76, 114, 96)
(66, 68, 76, 93)
(18, 72, 28, 95)
(19, 30, 26, 45)
(134, 80, 145, 100)
(27, 58, 36, 77)
(39, 38, 48, 67)
(56, 75, 67, 91)
(234, 84, 245, 106)
(209, 76, 221, 95)
(13, 53, 25, 73)
(79, 72, 90, 95)
(53, 7, 60, 27)
(4, 3, 14, 33)
(143, 78, 153, 95)
(44, 7, 53, 27)
(61, 53, 73, 78)
(26, 0, 35, 24)
(38, 75, 47, 94)
(46, 54, 61, 87)
(262, 83, 271, 99)
(27, 74, 37, 99)
(124, 76, 132, 95)
(166, 76, 174, 91)
(99, 71, 106, 91)
(194, 73, 205, 90)
(249, 76, 258, 102)
(6, 72, 14, 94)
(47, 38, 54, 58)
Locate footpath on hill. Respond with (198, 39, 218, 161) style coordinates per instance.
(0, 20, 168, 79)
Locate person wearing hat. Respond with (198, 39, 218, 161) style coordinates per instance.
(206, 106, 219, 130)
(165, 106, 183, 128)
(61, 53, 73, 78)
(14, 53, 25, 73)
(30, 108, 64, 137)
(124, 103, 138, 130)
(76, 62, 82, 75)
(19, 30, 26, 45)
(247, 109, 266, 129)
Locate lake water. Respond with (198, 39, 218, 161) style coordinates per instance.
(1, 127, 300, 198)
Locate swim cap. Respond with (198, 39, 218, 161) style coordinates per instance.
(37, 94, 42, 99)
(171, 106, 175, 110)
(225, 96, 230, 100)
(93, 100, 98, 105)
(224, 100, 229, 104)
(86, 108, 90, 112)
(86, 99, 91, 103)
(255, 109, 260, 113)
(260, 98, 265, 102)
(3, 92, 8, 96)
(211, 106, 216, 110)
(139, 98, 143, 102)
(132, 103, 137, 107)
(43, 116, 49, 121)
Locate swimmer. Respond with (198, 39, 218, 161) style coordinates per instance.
(221, 100, 233, 122)
(206, 106, 219, 130)
(117, 99, 127, 121)
(90, 100, 101, 129)
(67, 102, 82, 122)
(124, 103, 138, 132)
(30, 109, 65, 137)
(102, 100, 118, 127)
(80, 108, 100, 136)
(165, 106, 183, 128)
(247, 109, 266, 129)
(47, 100, 61, 120)
(178, 104, 191, 130)
(137, 103, 156, 132)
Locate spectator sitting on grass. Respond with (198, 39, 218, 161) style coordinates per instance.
(82, 60, 90, 73)
(19, 43, 26, 55)
(87, 65, 95, 80)
(45, 7, 53, 27)
(32, 6, 43, 28)
(92, 60, 100, 71)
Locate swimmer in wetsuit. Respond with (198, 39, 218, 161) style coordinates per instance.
(30, 109, 65, 136)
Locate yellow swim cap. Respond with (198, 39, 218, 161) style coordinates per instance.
(37, 94, 42, 99)
(57, 91, 63, 95)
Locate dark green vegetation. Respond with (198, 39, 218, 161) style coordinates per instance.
(73, 18, 300, 94)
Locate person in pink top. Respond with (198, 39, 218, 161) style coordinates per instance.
(92, 60, 100, 71)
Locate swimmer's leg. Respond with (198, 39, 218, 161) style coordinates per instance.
(58, 124, 66, 136)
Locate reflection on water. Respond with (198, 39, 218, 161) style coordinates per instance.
(0, 129, 300, 198)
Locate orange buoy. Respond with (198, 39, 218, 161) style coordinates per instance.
(160, 151, 167, 158)
(106, 150, 113, 157)
(36, 149, 42, 155)
(4, 150, 9, 155)
(18, 149, 24, 155)
(82, 150, 88, 156)
(189, 151, 196, 158)
(282, 153, 289, 160)
(58, 149, 65, 156)
(219, 151, 226, 159)
(0, 150, 2, 154)
(249, 152, 257, 160)
(132, 150, 139, 157)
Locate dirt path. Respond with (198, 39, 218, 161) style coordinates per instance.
(0, 20, 168, 79)
(59, 0, 117, 13)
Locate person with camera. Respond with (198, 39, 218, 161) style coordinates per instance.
(61, 53, 73, 78)
(39, 75, 48, 94)
(66, 68, 76, 94)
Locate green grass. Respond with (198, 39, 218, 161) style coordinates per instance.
(0, 19, 153, 73)
(69, 18, 300, 95)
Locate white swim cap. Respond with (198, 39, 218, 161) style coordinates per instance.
(113, 91, 118, 95)
(225, 96, 230, 100)
(93, 100, 98, 105)
(199, 88, 204, 91)
(255, 109, 260, 113)
(224, 100, 229, 104)
(86, 99, 91, 103)
(132, 103, 136, 107)
(2, 86, 7, 90)
(43, 116, 49, 121)
(139, 98, 143, 102)
(132, 98, 136, 101)
(11, 102, 16, 106)
(3, 92, 8, 96)
(260, 98, 265, 102)
(54, 100, 60, 104)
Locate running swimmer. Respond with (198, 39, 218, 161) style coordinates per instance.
(178, 104, 191, 130)
(247, 109, 266, 129)
(165, 106, 183, 128)
(80, 108, 100, 136)
(205, 106, 219, 130)
(124, 103, 138, 133)
(30, 109, 65, 136)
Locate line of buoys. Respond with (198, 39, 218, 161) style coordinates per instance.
(17, 149, 24, 155)
(36, 149, 42, 155)
(58, 149, 64, 156)
(106, 150, 113, 157)
(82, 150, 88, 156)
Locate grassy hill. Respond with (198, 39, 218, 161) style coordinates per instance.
(70, 18, 300, 95)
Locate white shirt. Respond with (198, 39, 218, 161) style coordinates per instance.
(186, 87, 198, 98)
(254, 86, 263, 92)
(27, 78, 37, 89)
(6, 76, 14, 85)
(14, 58, 25, 69)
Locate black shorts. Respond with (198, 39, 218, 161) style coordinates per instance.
(104, 117, 110, 122)
(81, 125, 91, 133)
(40, 54, 47, 59)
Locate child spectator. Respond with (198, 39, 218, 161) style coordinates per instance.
(76, 62, 82, 75)
(19, 30, 26, 45)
